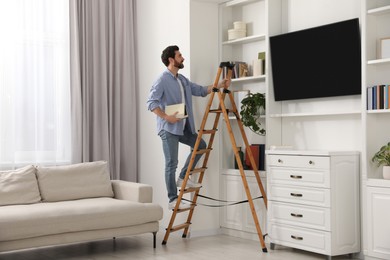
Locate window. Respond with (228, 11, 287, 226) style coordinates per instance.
(0, 0, 71, 169)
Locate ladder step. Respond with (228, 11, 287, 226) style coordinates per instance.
(179, 187, 201, 193)
(195, 148, 212, 155)
(190, 167, 207, 174)
(175, 204, 196, 213)
(168, 223, 191, 232)
(209, 109, 222, 113)
(209, 109, 230, 114)
(201, 129, 217, 134)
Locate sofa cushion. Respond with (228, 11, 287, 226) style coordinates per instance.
(0, 165, 41, 206)
(36, 161, 114, 202)
(0, 197, 163, 242)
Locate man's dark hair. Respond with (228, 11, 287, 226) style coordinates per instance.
(161, 45, 179, 67)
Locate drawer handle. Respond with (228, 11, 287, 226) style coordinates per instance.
(308, 160, 314, 165)
(291, 235, 303, 241)
(290, 175, 302, 179)
(290, 193, 303, 197)
(278, 159, 283, 163)
(291, 213, 303, 218)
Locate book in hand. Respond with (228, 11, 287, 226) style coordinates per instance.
(165, 103, 188, 119)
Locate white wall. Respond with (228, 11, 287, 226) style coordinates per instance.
(277, 0, 362, 151)
(189, 0, 220, 236)
(136, 0, 220, 236)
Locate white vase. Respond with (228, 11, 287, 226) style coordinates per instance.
(383, 166, 390, 180)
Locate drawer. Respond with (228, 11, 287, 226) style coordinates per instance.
(268, 155, 330, 169)
(268, 201, 331, 231)
(268, 184, 330, 207)
(268, 167, 330, 188)
(269, 223, 331, 255)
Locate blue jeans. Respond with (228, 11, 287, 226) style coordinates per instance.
(159, 123, 206, 203)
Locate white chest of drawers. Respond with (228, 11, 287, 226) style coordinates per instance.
(266, 150, 360, 259)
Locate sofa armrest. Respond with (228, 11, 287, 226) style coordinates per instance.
(111, 180, 153, 203)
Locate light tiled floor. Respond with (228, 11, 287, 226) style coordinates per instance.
(0, 232, 360, 260)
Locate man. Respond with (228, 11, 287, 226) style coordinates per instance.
(147, 45, 230, 210)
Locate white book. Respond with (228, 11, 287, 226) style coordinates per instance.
(165, 103, 188, 119)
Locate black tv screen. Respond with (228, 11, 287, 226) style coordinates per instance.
(270, 18, 361, 101)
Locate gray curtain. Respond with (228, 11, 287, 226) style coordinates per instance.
(69, 0, 137, 181)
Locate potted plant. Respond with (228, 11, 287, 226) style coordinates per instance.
(240, 92, 265, 135)
(372, 141, 390, 180)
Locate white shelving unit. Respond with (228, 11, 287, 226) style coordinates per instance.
(264, 0, 362, 153)
(218, 0, 268, 170)
(263, 0, 363, 258)
(218, 0, 268, 239)
(214, 0, 389, 258)
(362, 1, 390, 259)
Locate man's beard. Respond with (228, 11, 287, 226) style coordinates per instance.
(174, 60, 184, 69)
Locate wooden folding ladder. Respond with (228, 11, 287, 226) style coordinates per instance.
(162, 62, 268, 252)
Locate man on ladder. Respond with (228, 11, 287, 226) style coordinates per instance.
(146, 45, 231, 210)
(150, 55, 269, 252)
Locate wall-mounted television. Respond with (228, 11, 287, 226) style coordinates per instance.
(269, 18, 361, 101)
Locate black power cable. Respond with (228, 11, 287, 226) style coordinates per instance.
(182, 194, 264, 208)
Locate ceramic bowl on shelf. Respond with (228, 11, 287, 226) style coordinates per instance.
(227, 21, 247, 40)
(233, 21, 246, 30)
(228, 29, 246, 40)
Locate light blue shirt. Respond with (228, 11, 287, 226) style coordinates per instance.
(147, 69, 209, 135)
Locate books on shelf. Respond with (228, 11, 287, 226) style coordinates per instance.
(222, 61, 248, 79)
(165, 103, 188, 118)
(244, 144, 265, 171)
(367, 85, 390, 110)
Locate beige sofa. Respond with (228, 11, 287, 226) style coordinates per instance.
(0, 161, 163, 252)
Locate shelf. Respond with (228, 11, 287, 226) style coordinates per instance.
(224, 0, 261, 8)
(228, 115, 265, 120)
(367, 109, 390, 114)
(221, 168, 266, 178)
(269, 110, 361, 118)
(366, 178, 390, 188)
(232, 75, 265, 82)
(222, 34, 266, 45)
(367, 58, 390, 65)
(367, 5, 390, 16)
(266, 150, 359, 156)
